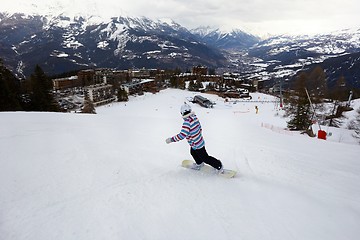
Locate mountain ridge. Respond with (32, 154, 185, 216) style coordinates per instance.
(0, 12, 229, 77)
(191, 26, 260, 50)
(1, 11, 360, 89)
(242, 29, 360, 88)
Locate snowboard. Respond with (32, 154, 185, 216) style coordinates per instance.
(181, 160, 237, 178)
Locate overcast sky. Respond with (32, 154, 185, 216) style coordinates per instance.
(2, 0, 359, 37)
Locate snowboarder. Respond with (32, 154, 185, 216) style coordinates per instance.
(166, 103, 223, 172)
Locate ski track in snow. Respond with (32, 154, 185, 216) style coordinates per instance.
(1, 89, 360, 240)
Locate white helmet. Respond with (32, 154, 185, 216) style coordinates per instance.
(180, 103, 192, 116)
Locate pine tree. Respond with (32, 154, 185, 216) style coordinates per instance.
(81, 94, 96, 114)
(178, 79, 186, 90)
(331, 76, 348, 101)
(169, 74, 186, 90)
(307, 66, 327, 102)
(284, 72, 313, 132)
(29, 65, 59, 111)
(187, 79, 202, 91)
(195, 79, 203, 90)
(0, 59, 22, 111)
(284, 66, 329, 135)
(169, 77, 176, 88)
(188, 80, 196, 91)
(117, 87, 129, 102)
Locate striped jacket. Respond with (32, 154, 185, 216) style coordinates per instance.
(171, 113, 205, 149)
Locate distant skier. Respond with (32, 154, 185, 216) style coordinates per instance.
(166, 103, 223, 172)
(255, 105, 259, 114)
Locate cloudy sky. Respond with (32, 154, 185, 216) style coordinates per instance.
(2, 0, 359, 37)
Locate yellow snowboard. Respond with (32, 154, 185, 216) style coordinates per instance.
(181, 160, 236, 178)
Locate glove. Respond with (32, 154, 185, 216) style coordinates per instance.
(166, 138, 173, 144)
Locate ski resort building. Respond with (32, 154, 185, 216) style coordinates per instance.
(85, 84, 115, 106)
(52, 76, 81, 90)
(121, 79, 156, 95)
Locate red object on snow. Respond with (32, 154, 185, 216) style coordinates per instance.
(318, 130, 327, 140)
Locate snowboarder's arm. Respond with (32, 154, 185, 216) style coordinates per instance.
(167, 121, 190, 143)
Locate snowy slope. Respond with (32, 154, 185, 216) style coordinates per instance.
(1, 89, 360, 240)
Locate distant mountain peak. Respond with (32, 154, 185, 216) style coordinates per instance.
(191, 26, 260, 50)
(191, 26, 220, 37)
(2, 0, 133, 24)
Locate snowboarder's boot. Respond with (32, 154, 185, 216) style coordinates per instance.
(216, 164, 224, 174)
(191, 162, 204, 170)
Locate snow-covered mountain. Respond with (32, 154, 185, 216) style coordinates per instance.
(191, 26, 260, 50)
(1, 8, 360, 89)
(1, 0, 128, 21)
(235, 28, 360, 88)
(0, 12, 227, 77)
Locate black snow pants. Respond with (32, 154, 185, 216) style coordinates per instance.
(190, 146, 222, 170)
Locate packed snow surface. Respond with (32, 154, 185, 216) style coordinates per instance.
(1, 89, 360, 240)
